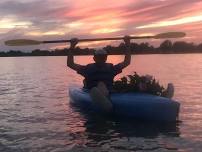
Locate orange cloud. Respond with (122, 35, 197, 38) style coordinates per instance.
(91, 28, 124, 34)
(1, 0, 202, 51)
(137, 14, 202, 29)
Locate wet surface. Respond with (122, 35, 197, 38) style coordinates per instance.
(0, 55, 202, 151)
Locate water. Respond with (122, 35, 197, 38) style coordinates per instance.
(0, 54, 202, 152)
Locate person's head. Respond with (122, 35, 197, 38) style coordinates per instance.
(93, 49, 108, 64)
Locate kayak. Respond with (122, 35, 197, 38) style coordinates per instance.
(69, 87, 180, 122)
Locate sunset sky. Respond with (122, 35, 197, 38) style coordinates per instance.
(0, 0, 202, 51)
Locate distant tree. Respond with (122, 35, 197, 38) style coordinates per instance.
(197, 43, 202, 50)
(159, 40, 172, 50)
(1, 40, 202, 57)
(0, 51, 6, 57)
(173, 41, 196, 52)
(139, 42, 149, 50)
(104, 45, 113, 51)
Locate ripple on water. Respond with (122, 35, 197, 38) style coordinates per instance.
(0, 55, 202, 151)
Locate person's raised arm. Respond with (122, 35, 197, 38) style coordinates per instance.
(116, 36, 131, 69)
(67, 38, 82, 71)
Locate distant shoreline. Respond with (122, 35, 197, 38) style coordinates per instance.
(1, 52, 202, 58)
(1, 40, 202, 57)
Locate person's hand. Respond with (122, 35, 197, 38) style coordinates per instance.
(70, 38, 79, 48)
(123, 35, 131, 47)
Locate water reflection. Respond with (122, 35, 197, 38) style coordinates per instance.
(68, 102, 180, 150)
(0, 55, 202, 151)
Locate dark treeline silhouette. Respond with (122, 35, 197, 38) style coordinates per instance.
(1, 40, 202, 57)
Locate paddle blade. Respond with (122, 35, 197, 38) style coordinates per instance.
(155, 32, 186, 39)
(5, 39, 42, 46)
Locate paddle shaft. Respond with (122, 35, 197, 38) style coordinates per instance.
(4, 32, 186, 46)
(42, 36, 154, 44)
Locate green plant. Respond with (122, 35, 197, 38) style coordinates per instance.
(113, 72, 166, 96)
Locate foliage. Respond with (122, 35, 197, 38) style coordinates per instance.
(1, 39, 202, 57)
(113, 72, 166, 97)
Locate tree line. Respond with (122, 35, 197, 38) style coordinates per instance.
(1, 40, 202, 57)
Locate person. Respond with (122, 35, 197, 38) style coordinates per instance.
(67, 36, 131, 91)
(67, 36, 131, 112)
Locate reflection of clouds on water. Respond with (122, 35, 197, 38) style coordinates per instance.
(66, 106, 180, 151)
(0, 55, 202, 151)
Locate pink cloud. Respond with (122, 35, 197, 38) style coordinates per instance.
(1, 0, 202, 51)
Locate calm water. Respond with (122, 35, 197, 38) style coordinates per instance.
(0, 54, 202, 152)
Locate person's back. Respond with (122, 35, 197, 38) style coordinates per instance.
(67, 36, 131, 90)
(67, 37, 131, 112)
(78, 62, 124, 90)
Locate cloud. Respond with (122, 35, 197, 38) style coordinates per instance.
(1, 0, 202, 51)
(137, 14, 202, 29)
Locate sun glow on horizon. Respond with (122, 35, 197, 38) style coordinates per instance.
(0, 18, 32, 29)
(1, 0, 202, 51)
(91, 28, 124, 34)
(26, 31, 65, 36)
(137, 14, 202, 29)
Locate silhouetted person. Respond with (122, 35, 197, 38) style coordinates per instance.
(67, 36, 131, 91)
(67, 36, 131, 112)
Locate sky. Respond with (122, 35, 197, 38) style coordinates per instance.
(0, 0, 202, 51)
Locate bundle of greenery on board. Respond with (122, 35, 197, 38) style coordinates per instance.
(113, 72, 167, 97)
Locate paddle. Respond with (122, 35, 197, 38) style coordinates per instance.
(5, 32, 185, 46)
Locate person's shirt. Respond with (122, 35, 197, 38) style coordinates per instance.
(76, 63, 123, 90)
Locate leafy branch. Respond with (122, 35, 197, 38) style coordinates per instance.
(113, 72, 167, 97)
